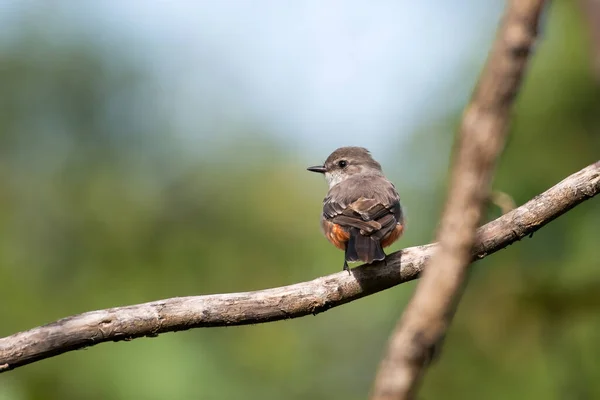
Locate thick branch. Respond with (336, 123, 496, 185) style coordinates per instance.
(1, 161, 598, 373)
(371, 1, 548, 399)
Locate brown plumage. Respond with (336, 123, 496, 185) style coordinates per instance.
(308, 147, 404, 271)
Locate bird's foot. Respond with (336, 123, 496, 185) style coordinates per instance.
(343, 260, 351, 275)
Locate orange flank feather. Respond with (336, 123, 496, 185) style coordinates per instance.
(322, 220, 350, 250)
(322, 220, 404, 252)
(381, 223, 404, 248)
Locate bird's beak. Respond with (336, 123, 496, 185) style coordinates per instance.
(307, 165, 326, 174)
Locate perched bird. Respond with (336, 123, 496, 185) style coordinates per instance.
(308, 147, 404, 271)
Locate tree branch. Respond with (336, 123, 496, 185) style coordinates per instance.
(580, 0, 600, 81)
(371, 1, 548, 398)
(1, 161, 598, 373)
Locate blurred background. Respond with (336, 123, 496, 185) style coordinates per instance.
(1, 0, 599, 399)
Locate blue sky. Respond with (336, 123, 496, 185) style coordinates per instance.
(1, 0, 504, 157)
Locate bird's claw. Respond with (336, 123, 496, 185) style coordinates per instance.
(343, 260, 350, 274)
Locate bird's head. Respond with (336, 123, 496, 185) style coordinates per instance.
(307, 146, 383, 188)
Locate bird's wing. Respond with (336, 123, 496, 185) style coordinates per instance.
(323, 180, 403, 237)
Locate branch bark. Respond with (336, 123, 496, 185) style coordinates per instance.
(1, 161, 599, 373)
(371, 1, 548, 399)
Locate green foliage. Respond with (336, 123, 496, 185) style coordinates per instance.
(1, 2, 599, 399)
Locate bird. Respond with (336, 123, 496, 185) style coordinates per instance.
(307, 147, 404, 272)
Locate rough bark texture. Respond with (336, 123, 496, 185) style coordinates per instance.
(370, 1, 549, 399)
(1, 161, 598, 374)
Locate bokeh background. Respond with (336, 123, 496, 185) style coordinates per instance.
(1, 1, 599, 399)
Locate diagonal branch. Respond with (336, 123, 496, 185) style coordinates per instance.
(371, 1, 549, 399)
(1, 161, 598, 374)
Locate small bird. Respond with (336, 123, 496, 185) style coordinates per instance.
(308, 147, 404, 271)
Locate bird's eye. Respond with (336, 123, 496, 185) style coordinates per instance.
(338, 160, 348, 168)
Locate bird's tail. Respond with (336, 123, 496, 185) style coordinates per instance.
(345, 228, 386, 264)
